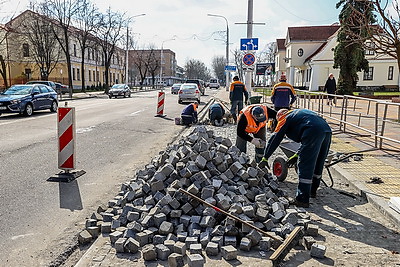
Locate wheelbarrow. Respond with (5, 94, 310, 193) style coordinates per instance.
(272, 139, 335, 183)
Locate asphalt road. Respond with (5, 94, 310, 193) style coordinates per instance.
(0, 88, 218, 266)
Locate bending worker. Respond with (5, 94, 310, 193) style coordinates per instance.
(209, 102, 225, 126)
(236, 104, 277, 163)
(271, 74, 297, 111)
(230, 76, 249, 123)
(181, 101, 199, 126)
(260, 108, 332, 207)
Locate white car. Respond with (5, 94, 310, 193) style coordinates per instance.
(209, 78, 220, 89)
(178, 83, 200, 104)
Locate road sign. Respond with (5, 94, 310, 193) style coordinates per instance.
(243, 53, 256, 66)
(225, 65, 237, 71)
(240, 38, 259, 50)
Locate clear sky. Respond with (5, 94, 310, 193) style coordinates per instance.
(1, 0, 341, 69)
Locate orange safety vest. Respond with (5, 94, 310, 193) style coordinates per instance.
(240, 105, 268, 134)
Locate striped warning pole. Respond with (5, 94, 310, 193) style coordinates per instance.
(156, 91, 166, 117)
(58, 103, 76, 171)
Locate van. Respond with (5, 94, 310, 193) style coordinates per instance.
(209, 78, 220, 89)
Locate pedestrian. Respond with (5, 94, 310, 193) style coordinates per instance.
(209, 102, 225, 126)
(324, 73, 337, 105)
(236, 104, 277, 163)
(259, 108, 332, 207)
(230, 76, 249, 123)
(271, 74, 297, 111)
(181, 101, 199, 126)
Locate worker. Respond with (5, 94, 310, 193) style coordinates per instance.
(181, 101, 199, 126)
(236, 104, 277, 163)
(271, 74, 297, 111)
(230, 76, 249, 123)
(209, 102, 225, 126)
(260, 108, 332, 208)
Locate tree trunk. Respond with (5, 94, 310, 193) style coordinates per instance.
(81, 50, 86, 93)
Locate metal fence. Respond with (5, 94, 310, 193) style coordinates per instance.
(294, 90, 400, 151)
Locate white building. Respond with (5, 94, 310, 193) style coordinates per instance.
(276, 24, 399, 91)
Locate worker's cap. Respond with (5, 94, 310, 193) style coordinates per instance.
(276, 108, 289, 121)
(280, 74, 287, 81)
(233, 76, 239, 81)
(329, 73, 334, 77)
(251, 106, 266, 122)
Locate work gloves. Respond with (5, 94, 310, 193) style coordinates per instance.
(258, 157, 269, 169)
(250, 138, 265, 148)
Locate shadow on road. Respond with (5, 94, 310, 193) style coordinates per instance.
(59, 180, 83, 211)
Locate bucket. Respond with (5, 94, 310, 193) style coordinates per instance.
(175, 117, 181, 125)
(249, 96, 262, 104)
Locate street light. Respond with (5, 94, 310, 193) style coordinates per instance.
(125, 13, 146, 85)
(159, 38, 175, 91)
(208, 13, 229, 91)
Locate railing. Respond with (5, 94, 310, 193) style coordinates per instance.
(294, 90, 400, 151)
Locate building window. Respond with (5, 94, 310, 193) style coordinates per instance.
(25, 68, 32, 79)
(89, 70, 92, 81)
(97, 71, 99, 82)
(73, 44, 77, 57)
(365, 42, 375, 55)
(23, 43, 29, 57)
(388, 66, 394, 80)
(72, 68, 76, 80)
(77, 68, 80, 80)
(363, 67, 374, 80)
(297, 48, 304, 57)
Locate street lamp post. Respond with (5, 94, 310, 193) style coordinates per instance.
(125, 14, 146, 85)
(208, 13, 230, 91)
(160, 38, 175, 91)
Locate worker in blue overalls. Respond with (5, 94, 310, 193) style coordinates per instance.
(260, 108, 332, 207)
(181, 101, 199, 126)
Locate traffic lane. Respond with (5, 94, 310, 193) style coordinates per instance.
(0, 89, 215, 265)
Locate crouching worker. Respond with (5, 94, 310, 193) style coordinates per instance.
(236, 104, 277, 163)
(209, 102, 225, 126)
(181, 101, 199, 126)
(260, 109, 332, 208)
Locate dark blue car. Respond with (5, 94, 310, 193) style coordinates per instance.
(0, 84, 58, 116)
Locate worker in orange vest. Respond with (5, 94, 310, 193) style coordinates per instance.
(236, 104, 276, 162)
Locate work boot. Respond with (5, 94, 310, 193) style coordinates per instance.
(289, 198, 310, 208)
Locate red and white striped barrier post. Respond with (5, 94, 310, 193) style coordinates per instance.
(58, 104, 76, 170)
(156, 91, 166, 117)
(48, 102, 85, 182)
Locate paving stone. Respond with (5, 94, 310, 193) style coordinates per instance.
(142, 244, 157, 261)
(224, 236, 237, 246)
(78, 230, 92, 245)
(310, 243, 326, 258)
(127, 211, 140, 222)
(221, 245, 238, 260)
(239, 237, 252, 251)
(210, 236, 223, 248)
(154, 213, 167, 227)
(156, 244, 171, 260)
(259, 237, 272, 252)
(205, 241, 219, 256)
(304, 236, 316, 250)
(200, 216, 216, 228)
(185, 236, 198, 248)
(125, 237, 140, 253)
(168, 253, 185, 267)
(170, 210, 183, 218)
(307, 224, 319, 237)
(153, 235, 167, 245)
(87, 226, 100, 237)
(135, 231, 149, 246)
(115, 237, 127, 253)
(189, 243, 203, 254)
(164, 239, 176, 251)
(246, 229, 262, 246)
(187, 254, 205, 267)
(109, 231, 123, 244)
(173, 241, 187, 255)
(177, 232, 188, 242)
(101, 222, 112, 233)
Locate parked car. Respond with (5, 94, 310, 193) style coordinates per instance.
(171, 83, 182, 94)
(178, 83, 200, 104)
(54, 82, 69, 94)
(108, 84, 131, 98)
(26, 80, 56, 90)
(185, 79, 205, 96)
(0, 84, 58, 116)
(209, 78, 220, 89)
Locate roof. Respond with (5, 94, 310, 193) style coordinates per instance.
(304, 42, 328, 62)
(287, 25, 340, 42)
(276, 39, 286, 50)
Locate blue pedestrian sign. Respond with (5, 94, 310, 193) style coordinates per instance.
(243, 53, 256, 66)
(225, 65, 237, 71)
(240, 38, 259, 50)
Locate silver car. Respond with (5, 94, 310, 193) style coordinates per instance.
(108, 84, 131, 98)
(171, 83, 182, 94)
(178, 83, 200, 104)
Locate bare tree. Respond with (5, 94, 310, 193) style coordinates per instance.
(72, 0, 101, 92)
(233, 48, 245, 81)
(97, 8, 124, 92)
(145, 45, 160, 88)
(19, 12, 62, 81)
(184, 59, 210, 81)
(39, 0, 82, 97)
(0, 26, 9, 88)
(211, 55, 225, 83)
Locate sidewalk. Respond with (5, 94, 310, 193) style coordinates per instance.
(72, 88, 400, 267)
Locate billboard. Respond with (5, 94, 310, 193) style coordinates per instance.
(256, 63, 275, 75)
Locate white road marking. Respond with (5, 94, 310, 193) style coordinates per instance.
(11, 233, 37, 240)
(130, 108, 146, 116)
(76, 126, 96, 134)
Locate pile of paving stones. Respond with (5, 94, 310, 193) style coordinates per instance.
(79, 126, 319, 266)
